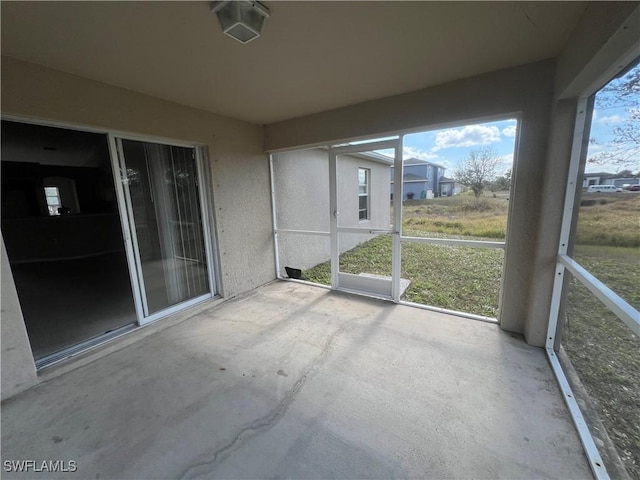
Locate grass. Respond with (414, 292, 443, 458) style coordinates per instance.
(575, 194, 640, 248)
(301, 190, 639, 475)
(564, 246, 639, 478)
(304, 235, 503, 316)
(402, 194, 509, 239)
(401, 242, 503, 317)
(400, 191, 640, 246)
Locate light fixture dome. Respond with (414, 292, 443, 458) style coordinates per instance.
(211, 1, 270, 44)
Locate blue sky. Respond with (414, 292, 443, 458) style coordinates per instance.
(586, 62, 639, 174)
(386, 62, 639, 178)
(401, 119, 517, 178)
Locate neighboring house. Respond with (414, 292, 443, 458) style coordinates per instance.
(582, 172, 613, 187)
(439, 177, 467, 196)
(273, 148, 392, 271)
(390, 158, 446, 200)
(583, 173, 640, 188)
(609, 177, 640, 188)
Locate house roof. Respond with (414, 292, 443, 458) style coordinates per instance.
(584, 172, 639, 180)
(0, 2, 590, 124)
(584, 172, 614, 178)
(352, 151, 393, 166)
(403, 158, 447, 169)
(404, 158, 429, 165)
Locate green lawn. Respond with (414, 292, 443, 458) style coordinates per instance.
(565, 246, 639, 479)
(304, 235, 503, 316)
(302, 192, 639, 476)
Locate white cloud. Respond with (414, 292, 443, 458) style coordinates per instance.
(402, 146, 439, 160)
(497, 153, 514, 174)
(502, 125, 517, 138)
(440, 160, 453, 170)
(594, 114, 624, 125)
(586, 142, 608, 155)
(433, 125, 501, 151)
(498, 153, 514, 164)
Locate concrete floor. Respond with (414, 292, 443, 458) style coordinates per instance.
(11, 252, 137, 359)
(1, 281, 592, 479)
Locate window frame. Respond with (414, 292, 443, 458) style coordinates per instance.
(44, 186, 62, 216)
(358, 167, 370, 221)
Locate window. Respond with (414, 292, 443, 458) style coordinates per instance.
(44, 186, 61, 216)
(358, 168, 370, 221)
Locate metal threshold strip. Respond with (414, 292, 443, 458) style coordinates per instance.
(35, 323, 137, 371)
(34, 294, 223, 372)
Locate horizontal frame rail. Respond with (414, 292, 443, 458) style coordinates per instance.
(331, 139, 399, 155)
(559, 254, 640, 336)
(337, 227, 394, 235)
(400, 236, 506, 249)
(275, 229, 331, 237)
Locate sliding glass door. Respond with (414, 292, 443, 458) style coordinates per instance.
(115, 138, 214, 323)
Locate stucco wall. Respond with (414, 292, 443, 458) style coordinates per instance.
(272, 149, 330, 273)
(526, 3, 639, 345)
(273, 148, 391, 273)
(1, 56, 275, 397)
(265, 61, 555, 344)
(555, 2, 639, 99)
(524, 99, 582, 345)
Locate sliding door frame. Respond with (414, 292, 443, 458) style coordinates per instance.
(108, 134, 147, 322)
(109, 133, 219, 326)
(1, 114, 221, 368)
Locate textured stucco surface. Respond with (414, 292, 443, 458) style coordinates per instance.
(273, 148, 391, 273)
(0, 57, 275, 397)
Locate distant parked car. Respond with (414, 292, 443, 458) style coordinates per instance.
(587, 185, 622, 193)
(629, 184, 640, 192)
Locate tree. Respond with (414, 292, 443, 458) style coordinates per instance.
(488, 168, 512, 192)
(454, 147, 501, 198)
(616, 169, 635, 178)
(588, 62, 639, 167)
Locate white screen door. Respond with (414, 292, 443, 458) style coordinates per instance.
(329, 139, 402, 300)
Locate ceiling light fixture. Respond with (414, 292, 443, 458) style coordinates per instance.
(211, 1, 270, 44)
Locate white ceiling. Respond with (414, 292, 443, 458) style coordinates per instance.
(1, 1, 588, 125)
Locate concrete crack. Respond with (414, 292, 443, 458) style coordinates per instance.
(179, 322, 350, 479)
